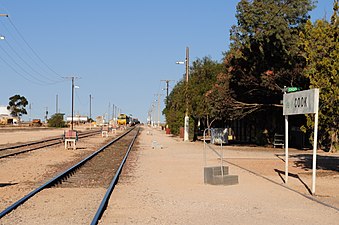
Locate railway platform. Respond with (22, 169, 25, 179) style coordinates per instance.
(99, 126, 338, 224)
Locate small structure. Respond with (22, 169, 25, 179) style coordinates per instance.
(273, 133, 284, 148)
(64, 130, 78, 150)
(0, 106, 20, 125)
(30, 119, 42, 127)
(102, 125, 109, 137)
(203, 128, 239, 186)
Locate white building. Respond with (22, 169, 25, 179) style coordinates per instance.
(0, 105, 19, 125)
(66, 115, 88, 123)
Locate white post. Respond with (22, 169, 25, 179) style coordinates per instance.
(285, 115, 289, 183)
(184, 115, 189, 141)
(312, 112, 319, 194)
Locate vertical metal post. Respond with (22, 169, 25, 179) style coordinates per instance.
(285, 115, 288, 183)
(312, 112, 319, 194)
(89, 94, 92, 120)
(71, 77, 74, 131)
(221, 140, 224, 177)
(184, 47, 189, 141)
(56, 94, 58, 114)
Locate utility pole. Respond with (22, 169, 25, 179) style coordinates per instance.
(112, 104, 115, 123)
(29, 103, 32, 122)
(161, 79, 175, 105)
(45, 107, 48, 123)
(56, 94, 58, 114)
(176, 47, 190, 141)
(154, 94, 163, 127)
(108, 101, 111, 124)
(89, 94, 93, 120)
(63, 76, 80, 130)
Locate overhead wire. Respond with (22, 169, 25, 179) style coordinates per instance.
(0, 43, 48, 85)
(3, 39, 61, 84)
(0, 54, 43, 85)
(0, 5, 65, 85)
(0, 18, 61, 83)
(7, 17, 63, 79)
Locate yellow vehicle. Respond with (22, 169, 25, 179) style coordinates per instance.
(117, 114, 130, 126)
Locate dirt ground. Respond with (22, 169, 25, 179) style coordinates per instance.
(0, 125, 338, 224)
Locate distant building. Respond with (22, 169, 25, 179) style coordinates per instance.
(66, 115, 88, 124)
(0, 105, 20, 125)
(96, 116, 104, 126)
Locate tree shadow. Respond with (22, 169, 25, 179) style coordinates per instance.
(0, 182, 18, 187)
(291, 154, 339, 172)
(274, 169, 312, 195)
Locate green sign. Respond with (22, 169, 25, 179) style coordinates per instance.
(287, 87, 301, 93)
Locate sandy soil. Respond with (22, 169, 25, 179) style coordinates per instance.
(100, 127, 338, 224)
(0, 126, 338, 224)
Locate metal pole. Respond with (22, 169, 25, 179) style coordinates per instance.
(312, 112, 319, 194)
(56, 94, 58, 114)
(71, 77, 74, 131)
(89, 94, 92, 120)
(285, 115, 289, 183)
(184, 47, 189, 141)
(166, 81, 169, 102)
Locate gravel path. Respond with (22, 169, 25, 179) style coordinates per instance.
(0, 126, 338, 224)
(100, 127, 338, 224)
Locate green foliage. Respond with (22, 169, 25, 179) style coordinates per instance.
(188, 57, 223, 119)
(7, 94, 28, 117)
(164, 57, 222, 135)
(228, 0, 315, 104)
(163, 81, 186, 135)
(300, 1, 339, 151)
(48, 113, 67, 128)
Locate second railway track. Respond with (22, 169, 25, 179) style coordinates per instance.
(0, 129, 101, 159)
(0, 126, 140, 224)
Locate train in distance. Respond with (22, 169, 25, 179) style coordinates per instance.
(117, 113, 140, 126)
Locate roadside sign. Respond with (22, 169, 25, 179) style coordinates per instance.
(282, 88, 319, 195)
(287, 87, 301, 93)
(283, 89, 319, 115)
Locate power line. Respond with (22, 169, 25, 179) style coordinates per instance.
(7, 17, 63, 78)
(0, 18, 62, 82)
(0, 43, 48, 85)
(3, 39, 61, 84)
(0, 11, 64, 85)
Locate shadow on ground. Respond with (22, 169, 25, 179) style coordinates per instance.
(291, 154, 339, 172)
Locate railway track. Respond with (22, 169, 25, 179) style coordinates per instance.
(0, 129, 101, 159)
(0, 126, 140, 224)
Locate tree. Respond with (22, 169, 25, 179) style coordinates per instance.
(163, 57, 223, 137)
(48, 113, 67, 128)
(7, 94, 28, 117)
(227, 0, 315, 104)
(188, 57, 223, 130)
(163, 80, 186, 135)
(299, 0, 339, 152)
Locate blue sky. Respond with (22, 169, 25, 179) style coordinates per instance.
(0, 0, 334, 123)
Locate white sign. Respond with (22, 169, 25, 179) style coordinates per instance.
(283, 89, 319, 115)
(282, 88, 320, 194)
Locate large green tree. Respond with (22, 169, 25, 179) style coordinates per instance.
(7, 94, 28, 117)
(164, 57, 222, 136)
(188, 57, 223, 129)
(227, 0, 315, 104)
(300, 0, 339, 152)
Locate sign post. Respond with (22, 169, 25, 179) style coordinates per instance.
(283, 88, 319, 194)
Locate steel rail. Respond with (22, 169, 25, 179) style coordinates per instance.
(91, 127, 140, 225)
(0, 129, 100, 151)
(0, 130, 101, 159)
(0, 127, 135, 219)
